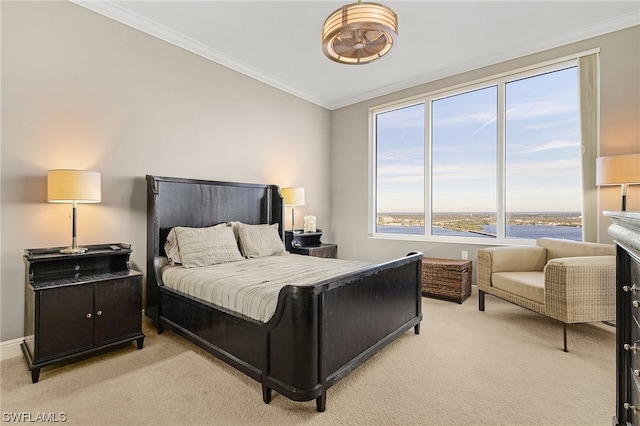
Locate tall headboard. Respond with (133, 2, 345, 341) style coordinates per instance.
(145, 175, 284, 320)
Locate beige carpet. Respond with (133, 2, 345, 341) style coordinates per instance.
(1, 287, 615, 425)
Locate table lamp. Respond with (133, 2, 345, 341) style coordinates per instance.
(48, 170, 101, 253)
(596, 154, 640, 211)
(281, 187, 305, 232)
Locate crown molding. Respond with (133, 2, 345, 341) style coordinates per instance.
(70, 1, 638, 111)
(327, 11, 640, 110)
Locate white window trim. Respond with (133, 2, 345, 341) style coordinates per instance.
(369, 50, 599, 245)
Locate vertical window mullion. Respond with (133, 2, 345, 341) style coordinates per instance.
(496, 81, 506, 239)
(369, 112, 377, 236)
(425, 99, 433, 236)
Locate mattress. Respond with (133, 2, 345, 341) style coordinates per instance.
(161, 254, 371, 323)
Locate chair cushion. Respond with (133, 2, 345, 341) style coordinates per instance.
(492, 271, 545, 304)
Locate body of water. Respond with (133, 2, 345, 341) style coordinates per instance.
(377, 224, 582, 240)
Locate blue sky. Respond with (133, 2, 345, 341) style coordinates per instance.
(376, 66, 581, 214)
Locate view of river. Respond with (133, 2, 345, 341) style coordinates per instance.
(377, 224, 582, 240)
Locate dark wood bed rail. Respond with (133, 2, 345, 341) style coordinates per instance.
(154, 252, 422, 411)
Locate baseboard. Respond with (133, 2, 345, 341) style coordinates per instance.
(2, 310, 146, 362)
(1, 337, 24, 361)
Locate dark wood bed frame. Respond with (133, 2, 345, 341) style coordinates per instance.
(145, 175, 423, 412)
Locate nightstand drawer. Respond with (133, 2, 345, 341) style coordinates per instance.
(25, 244, 132, 282)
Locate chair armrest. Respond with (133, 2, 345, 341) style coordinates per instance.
(544, 255, 616, 323)
(477, 246, 546, 291)
(546, 255, 615, 268)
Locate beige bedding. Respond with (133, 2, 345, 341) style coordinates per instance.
(161, 254, 371, 323)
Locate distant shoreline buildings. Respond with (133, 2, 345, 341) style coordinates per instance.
(377, 212, 582, 232)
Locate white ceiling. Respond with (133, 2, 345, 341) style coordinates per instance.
(72, 1, 639, 110)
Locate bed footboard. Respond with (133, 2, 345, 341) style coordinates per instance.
(262, 252, 423, 411)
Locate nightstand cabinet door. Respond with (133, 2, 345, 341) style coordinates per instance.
(38, 284, 94, 360)
(94, 276, 142, 346)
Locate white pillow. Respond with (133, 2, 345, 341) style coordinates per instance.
(164, 228, 182, 265)
(236, 222, 286, 258)
(164, 223, 229, 265)
(173, 225, 244, 268)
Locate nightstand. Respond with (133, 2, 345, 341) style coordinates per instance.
(288, 243, 338, 258)
(284, 230, 337, 258)
(21, 243, 144, 383)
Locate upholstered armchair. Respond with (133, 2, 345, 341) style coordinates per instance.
(477, 238, 616, 351)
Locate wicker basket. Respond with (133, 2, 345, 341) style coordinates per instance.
(421, 257, 472, 304)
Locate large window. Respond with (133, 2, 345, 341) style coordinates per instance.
(373, 61, 583, 242)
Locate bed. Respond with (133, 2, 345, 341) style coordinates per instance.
(145, 175, 423, 411)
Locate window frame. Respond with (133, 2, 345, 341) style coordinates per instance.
(369, 57, 588, 245)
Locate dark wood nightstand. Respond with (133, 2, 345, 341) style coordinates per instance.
(21, 243, 144, 383)
(284, 230, 337, 258)
(288, 243, 338, 259)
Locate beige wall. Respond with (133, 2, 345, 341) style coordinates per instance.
(0, 2, 330, 341)
(330, 26, 640, 264)
(1, 2, 638, 343)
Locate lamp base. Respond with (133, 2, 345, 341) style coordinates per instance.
(59, 247, 88, 254)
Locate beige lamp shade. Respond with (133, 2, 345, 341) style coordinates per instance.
(281, 187, 305, 206)
(48, 170, 101, 203)
(596, 154, 639, 211)
(596, 154, 640, 185)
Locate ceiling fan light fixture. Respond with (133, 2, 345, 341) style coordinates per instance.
(322, 1, 398, 65)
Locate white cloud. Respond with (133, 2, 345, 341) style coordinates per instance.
(377, 145, 424, 161)
(377, 105, 424, 129)
(433, 161, 496, 181)
(473, 116, 497, 135)
(377, 164, 424, 177)
(434, 110, 496, 127)
(528, 139, 580, 152)
(433, 97, 577, 131)
(506, 98, 577, 120)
